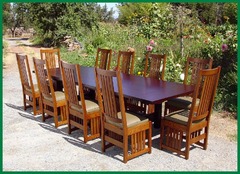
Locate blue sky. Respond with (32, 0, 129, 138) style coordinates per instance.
(98, 3, 119, 18)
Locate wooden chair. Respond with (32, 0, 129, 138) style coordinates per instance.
(60, 61, 101, 143)
(95, 48, 112, 70)
(40, 48, 61, 69)
(128, 53, 167, 115)
(160, 66, 221, 159)
(40, 48, 62, 90)
(116, 50, 135, 74)
(16, 53, 40, 115)
(33, 57, 67, 128)
(144, 53, 167, 80)
(93, 48, 113, 100)
(164, 57, 213, 115)
(95, 68, 152, 163)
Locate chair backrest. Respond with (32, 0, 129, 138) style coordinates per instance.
(188, 66, 221, 126)
(95, 68, 127, 127)
(116, 51, 135, 74)
(40, 48, 61, 69)
(95, 48, 112, 70)
(16, 53, 34, 92)
(184, 57, 213, 85)
(144, 53, 167, 80)
(33, 57, 55, 101)
(60, 61, 86, 113)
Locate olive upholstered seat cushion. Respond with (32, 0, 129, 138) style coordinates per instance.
(71, 100, 100, 113)
(106, 112, 149, 128)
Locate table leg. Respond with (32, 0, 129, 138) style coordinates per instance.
(154, 103, 162, 128)
(52, 78, 63, 91)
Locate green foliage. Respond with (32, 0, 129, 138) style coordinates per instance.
(181, 3, 219, 25)
(178, 22, 237, 112)
(60, 47, 96, 67)
(55, 4, 83, 41)
(96, 4, 115, 23)
(118, 3, 152, 25)
(203, 23, 237, 112)
(28, 3, 101, 47)
(223, 3, 237, 24)
(3, 3, 30, 36)
(135, 3, 175, 39)
(3, 3, 11, 33)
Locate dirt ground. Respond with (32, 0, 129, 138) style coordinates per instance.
(2, 37, 238, 171)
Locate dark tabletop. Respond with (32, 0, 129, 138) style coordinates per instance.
(48, 66, 194, 105)
(47, 66, 194, 104)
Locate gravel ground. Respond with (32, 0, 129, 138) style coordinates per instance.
(2, 37, 238, 171)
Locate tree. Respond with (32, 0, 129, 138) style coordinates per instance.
(96, 4, 115, 23)
(3, 3, 29, 37)
(3, 3, 11, 33)
(177, 3, 237, 25)
(27, 3, 100, 46)
(117, 3, 152, 25)
(222, 3, 237, 24)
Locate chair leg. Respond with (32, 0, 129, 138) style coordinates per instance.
(83, 120, 88, 143)
(101, 125, 105, 152)
(203, 127, 209, 150)
(159, 121, 164, 150)
(54, 107, 59, 128)
(68, 116, 72, 134)
(33, 97, 37, 115)
(42, 104, 46, 122)
(38, 97, 42, 115)
(68, 124, 72, 134)
(23, 93, 27, 110)
(123, 135, 128, 163)
(185, 134, 190, 160)
(148, 122, 152, 154)
(147, 104, 155, 114)
(67, 110, 71, 134)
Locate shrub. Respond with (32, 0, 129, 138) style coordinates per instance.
(60, 21, 237, 113)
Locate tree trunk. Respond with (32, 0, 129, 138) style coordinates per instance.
(11, 30, 14, 38)
(179, 6, 184, 58)
(215, 3, 224, 26)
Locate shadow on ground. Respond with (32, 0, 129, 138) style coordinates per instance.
(5, 102, 201, 161)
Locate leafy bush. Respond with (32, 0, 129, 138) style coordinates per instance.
(60, 8, 237, 113)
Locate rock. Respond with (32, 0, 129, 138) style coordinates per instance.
(127, 47, 135, 52)
(62, 36, 83, 51)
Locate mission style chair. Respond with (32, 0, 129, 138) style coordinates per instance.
(160, 66, 221, 159)
(95, 48, 112, 70)
(40, 48, 61, 69)
(16, 53, 40, 115)
(33, 57, 67, 128)
(127, 53, 167, 115)
(144, 53, 167, 80)
(95, 68, 152, 163)
(164, 57, 213, 115)
(116, 50, 135, 74)
(60, 61, 101, 143)
(40, 48, 62, 91)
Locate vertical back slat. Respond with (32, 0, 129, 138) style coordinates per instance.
(144, 53, 166, 80)
(117, 51, 135, 74)
(33, 58, 51, 98)
(40, 48, 60, 69)
(95, 48, 112, 70)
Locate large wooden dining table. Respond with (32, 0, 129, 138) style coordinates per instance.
(48, 66, 194, 128)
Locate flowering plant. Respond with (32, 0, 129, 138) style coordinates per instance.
(145, 39, 156, 54)
(137, 39, 157, 75)
(221, 44, 228, 52)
